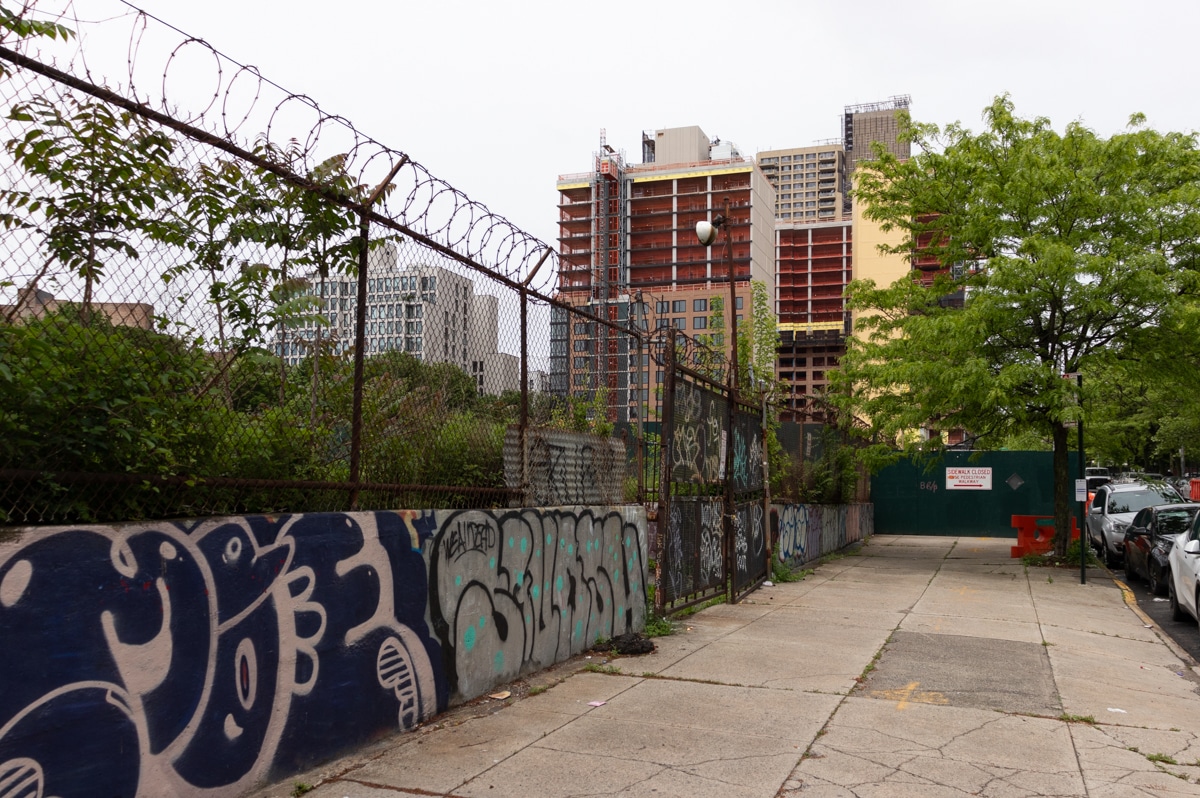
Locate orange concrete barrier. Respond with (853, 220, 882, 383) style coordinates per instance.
(1010, 515, 1080, 558)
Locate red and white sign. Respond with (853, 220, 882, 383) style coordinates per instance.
(946, 467, 992, 490)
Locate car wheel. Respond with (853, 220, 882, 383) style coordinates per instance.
(1124, 558, 1139, 583)
(1170, 577, 1189, 623)
(1101, 540, 1113, 569)
(1149, 566, 1165, 597)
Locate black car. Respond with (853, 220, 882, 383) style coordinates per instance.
(1123, 503, 1200, 595)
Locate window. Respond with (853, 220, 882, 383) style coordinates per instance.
(693, 298, 707, 312)
(693, 317, 707, 329)
(656, 301, 669, 314)
(736, 297, 744, 310)
(573, 357, 588, 368)
(573, 340, 590, 352)
(672, 318, 686, 330)
(672, 300, 686, 312)
(574, 322, 590, 334)
(656, 318, 669, 329)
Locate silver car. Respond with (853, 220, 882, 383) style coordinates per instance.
(1169, 513, 1200, 623)
(1087, 481, 1184, 567)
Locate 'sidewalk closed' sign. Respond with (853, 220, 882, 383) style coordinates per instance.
(946, 467, 992, 490)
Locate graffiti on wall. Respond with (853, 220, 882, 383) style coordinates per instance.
(659, 498, 724, 605)
(732, 501, 766, 590)
(0, 505, 647, 797)
(772, 503, 874, 565)
(428, 507, 647, 701)
(503, 427, 626, 506)
(731, 410, 764, 492)
(671, 381, 724, 484)
(0, 511, 444, 797)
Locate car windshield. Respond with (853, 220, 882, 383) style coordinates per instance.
(1108, 487, 1183, 514)
(1156, 508, 1199, 536)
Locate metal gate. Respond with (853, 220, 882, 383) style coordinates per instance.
(654, 341, 769, 612)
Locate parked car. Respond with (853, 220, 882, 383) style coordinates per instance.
(1086, 475, 1112, 506)
(1122, 503, 1200, 595)
(1087, 481, 1185, 567)
(1168, 513, 1200, 622)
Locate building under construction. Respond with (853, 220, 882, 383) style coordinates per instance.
(553, 98, 911, 423)
(554, 127, 776, 422)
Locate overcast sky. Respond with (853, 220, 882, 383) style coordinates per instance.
(57, 0, 1200, 249)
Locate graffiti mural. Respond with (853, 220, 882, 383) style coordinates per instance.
(670, 381, 725, 485)
(730, 409, 764, 492)
(658, 498, 724, 606)
(503, 428, 626, 506)
(428, 507, 647, 701)
(0, 505, 647, 797)
(772, 503, 875, 566)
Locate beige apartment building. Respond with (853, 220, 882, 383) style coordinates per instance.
(756, 144, 846, 222)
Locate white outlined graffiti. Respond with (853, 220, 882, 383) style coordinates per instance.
(772, 504, 875, 565)
(428, 506, 647, 702)
(0, 511, 444, 798)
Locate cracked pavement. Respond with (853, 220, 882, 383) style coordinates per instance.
(249, 536, 1200, 797)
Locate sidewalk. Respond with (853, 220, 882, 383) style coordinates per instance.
(251, 536, 1200, 797)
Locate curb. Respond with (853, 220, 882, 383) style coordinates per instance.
(1112, 575, 1200, 671)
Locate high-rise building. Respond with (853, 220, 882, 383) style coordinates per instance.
(554, 127, 776, 421)
(774, 218, 852, 419)
(553, 100, 910, 423)
(756, 143, 846, 222)
(758, 97, 912, 420)
(275, 244, 519, 395)
(843, 95, 912, 175)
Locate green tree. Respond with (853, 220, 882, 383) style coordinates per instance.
(1, 91, 182, 321)
(0, 3, 73, 61)
(839, 96, 1200, 554)
(742, 279, 781, 402)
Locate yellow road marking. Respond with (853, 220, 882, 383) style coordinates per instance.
(870, 681, 949, 710)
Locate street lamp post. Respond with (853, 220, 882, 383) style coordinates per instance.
(697, 199, 739, 601)
(695, 197, 738, 391)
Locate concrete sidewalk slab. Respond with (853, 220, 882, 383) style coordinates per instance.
(784, 697, 1086, 797)
(248, 536, 1200, 798)
(899, 612, 1044, 644)
(860, 631, 1061, 715)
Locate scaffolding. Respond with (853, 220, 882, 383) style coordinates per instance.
(587, 130, 629, 418)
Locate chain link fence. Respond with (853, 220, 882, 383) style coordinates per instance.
(0, 3, 684, 524)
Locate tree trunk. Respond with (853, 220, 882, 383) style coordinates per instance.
(1052, 423, 1071, 556)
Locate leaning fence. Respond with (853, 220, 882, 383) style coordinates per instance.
(0, 3, 691, 525)
(0, 4, 868, 612)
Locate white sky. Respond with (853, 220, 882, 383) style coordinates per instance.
(45, 0, 1200, 251)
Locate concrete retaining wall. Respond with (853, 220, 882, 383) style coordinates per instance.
(0, 505, 647, 797)
(771, 503, 874, 566)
